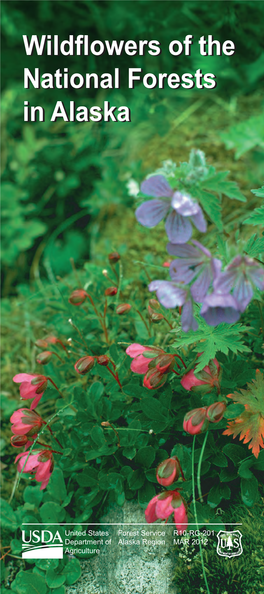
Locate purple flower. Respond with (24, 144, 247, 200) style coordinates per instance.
(135, 175, 206, 244)
(148, 280, 198, 332)
(200, 292, 241, 326)
(213, 255, 264, 312)
(167, 240, 222, 302)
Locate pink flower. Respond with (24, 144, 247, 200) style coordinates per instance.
(13, 374, 48, 409)
(145, 490, 188, 535)
(15, 449, 54, 490)
(143, 368, 167, 389)
(126, 344, 160, 375)
(183, 407, 209, 435)
(156, 457, 183, 487)
(10, 408, 44, 437)
(206, 401, 226, 423)
(181, 355, 221, 394)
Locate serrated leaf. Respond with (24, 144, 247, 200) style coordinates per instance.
(193, 187, 222, 231)
(243, 199, 264, 227)
(244, 233, 264, 257)
(172, 318, 250, 372)
(219, 115, 264, 159)
(251, 186, 264, 198)
(223, 371, 264, 458)
(201, 171, 246, 201)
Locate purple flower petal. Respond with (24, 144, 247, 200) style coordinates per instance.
(171, 192, 199, 216)
(181, 300, 198, 332)
(167, 242, 200, 258)
(200, 292, 240, 326)
(213, 270, 237, 294)
(233, 273, 253, 312)
(192, 239, 211, 258)
(165, 211, 193, 244)
(190, 207, 207, 233)
(149, 280, 187, 309)
(247, 267, 264, 291)
(136, 199, 170, 228)
(190, 266, 211, 302)
(211, 258, 222, 279)
(141, 175, 173, 198)
(169, 261, 196, 283)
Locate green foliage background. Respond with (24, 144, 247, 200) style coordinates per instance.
(1, 1, 264, 593)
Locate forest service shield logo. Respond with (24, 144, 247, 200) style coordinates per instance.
(216, 530, 243, 558)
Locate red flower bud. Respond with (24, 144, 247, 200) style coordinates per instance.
(74, 356, 95, 375)
(116, 303, 131, 315)
(36, 351, 53, 365)
(35, 339, 49, 349)
(154, 354, 175, 374)
(206, 401, 226, 423)
(148, 299, 161, 310)
(101, 421, 111, 427)
(183, 407, 209, 435)
(105, 287, 118, 296)
(10, 435, 28, 448)
(143, 369, 167, 390)
(108, 252, 120, 263)
(69, 289, 87, 306)
(148, 307, 164, 323)
(156, 457, 182, 486)
(97, 355, 110, 366)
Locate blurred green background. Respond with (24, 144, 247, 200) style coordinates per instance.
(1, 0, 264, 296)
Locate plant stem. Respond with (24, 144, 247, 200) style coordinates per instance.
(192, 436, 210, 594)
(256, 300, 264, 335)
(136, 310, 151, 337)
(106, 365, 122, 389)
(197, 431, 208, 503)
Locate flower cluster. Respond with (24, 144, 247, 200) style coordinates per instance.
(145, 456, 188, 534)
(126, 343, 185, 389)
(183, 401, 226, 435)
(136, 175, 264, 330)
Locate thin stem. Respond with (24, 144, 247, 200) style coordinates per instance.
(192, 436, 210, 594)
(256, 300, 264, 335)
(136, 310, 151, 337)
(163, 317, 173, 330)
(172, 369, 180, 376)
(106, 365, 122, 389)
(174, 354, 187, 368)
(46, 423, 63, 449)
(197, 432, 208, 503)
(68, 318, 90, 350)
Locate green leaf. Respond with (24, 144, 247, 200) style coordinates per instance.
(223, 404, 245, 419)
(128, 469, 145, 490)
(208, 483, 231, 508)
(251, 186, 264, 198)
(40, 502, 65, 524)
(123, 447, 137, 459)
(141, 397, 168, 420)
(241, 475, 259, 507)
(212, 452, 228, 467)
(243, 200, 264, 227)
(46, 568, 66, 589)
(90, 425, 106, 447)
(219, 114, 264, 159)
(63, 558, 82, 585)
(47, 467, 67, 503)
(244, 233, 264, 257)
(222, 444, 247, 465)
(23, 486, 43, 507)
(194, 187, 222, 231)
(172, 319, 250, 372)
(135, 446, 156, 468)
(11, 571, 47, 594)
(138, 482, 156, 508)
(0, 499, 17, 530)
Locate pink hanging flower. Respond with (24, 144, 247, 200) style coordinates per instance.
(10, 408, 44, 437)
(145, 490, 188, 535)
(156, 456, 183, 487)
(13, 374, 48, 409)
(181, 355, 221, 394)
(126, 344, 161, 375)
(183, 407, 209, 435)
(15, 449, 54, 490)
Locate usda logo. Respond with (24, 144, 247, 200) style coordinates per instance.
(22, 529, 63, 559)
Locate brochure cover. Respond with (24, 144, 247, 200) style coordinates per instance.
(1, 1, 264, 593)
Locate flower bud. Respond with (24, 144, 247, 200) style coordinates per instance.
(156, 457, 181, 486)
(10, 435, 28, 447)
(97, 355, 110, 366)
(101, 421, 111, 427)
(69, 289, 87, 306)
(105, 287, 118, 296)
(183, 407, 209, 435)
(36, 351, 53, 365)
(148, 307, 164, 323)
(74, 356, 95, 375)
(35, 339, 49, 349)
(143, 369, 167, 390)
(154, 354, 175, 374)
(116, 303, 131, 315)
(206, 401, 226, 423)
(108, 252, 120, 264)
(149, 299, 160, 311)
(162, 261, 172, 268)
